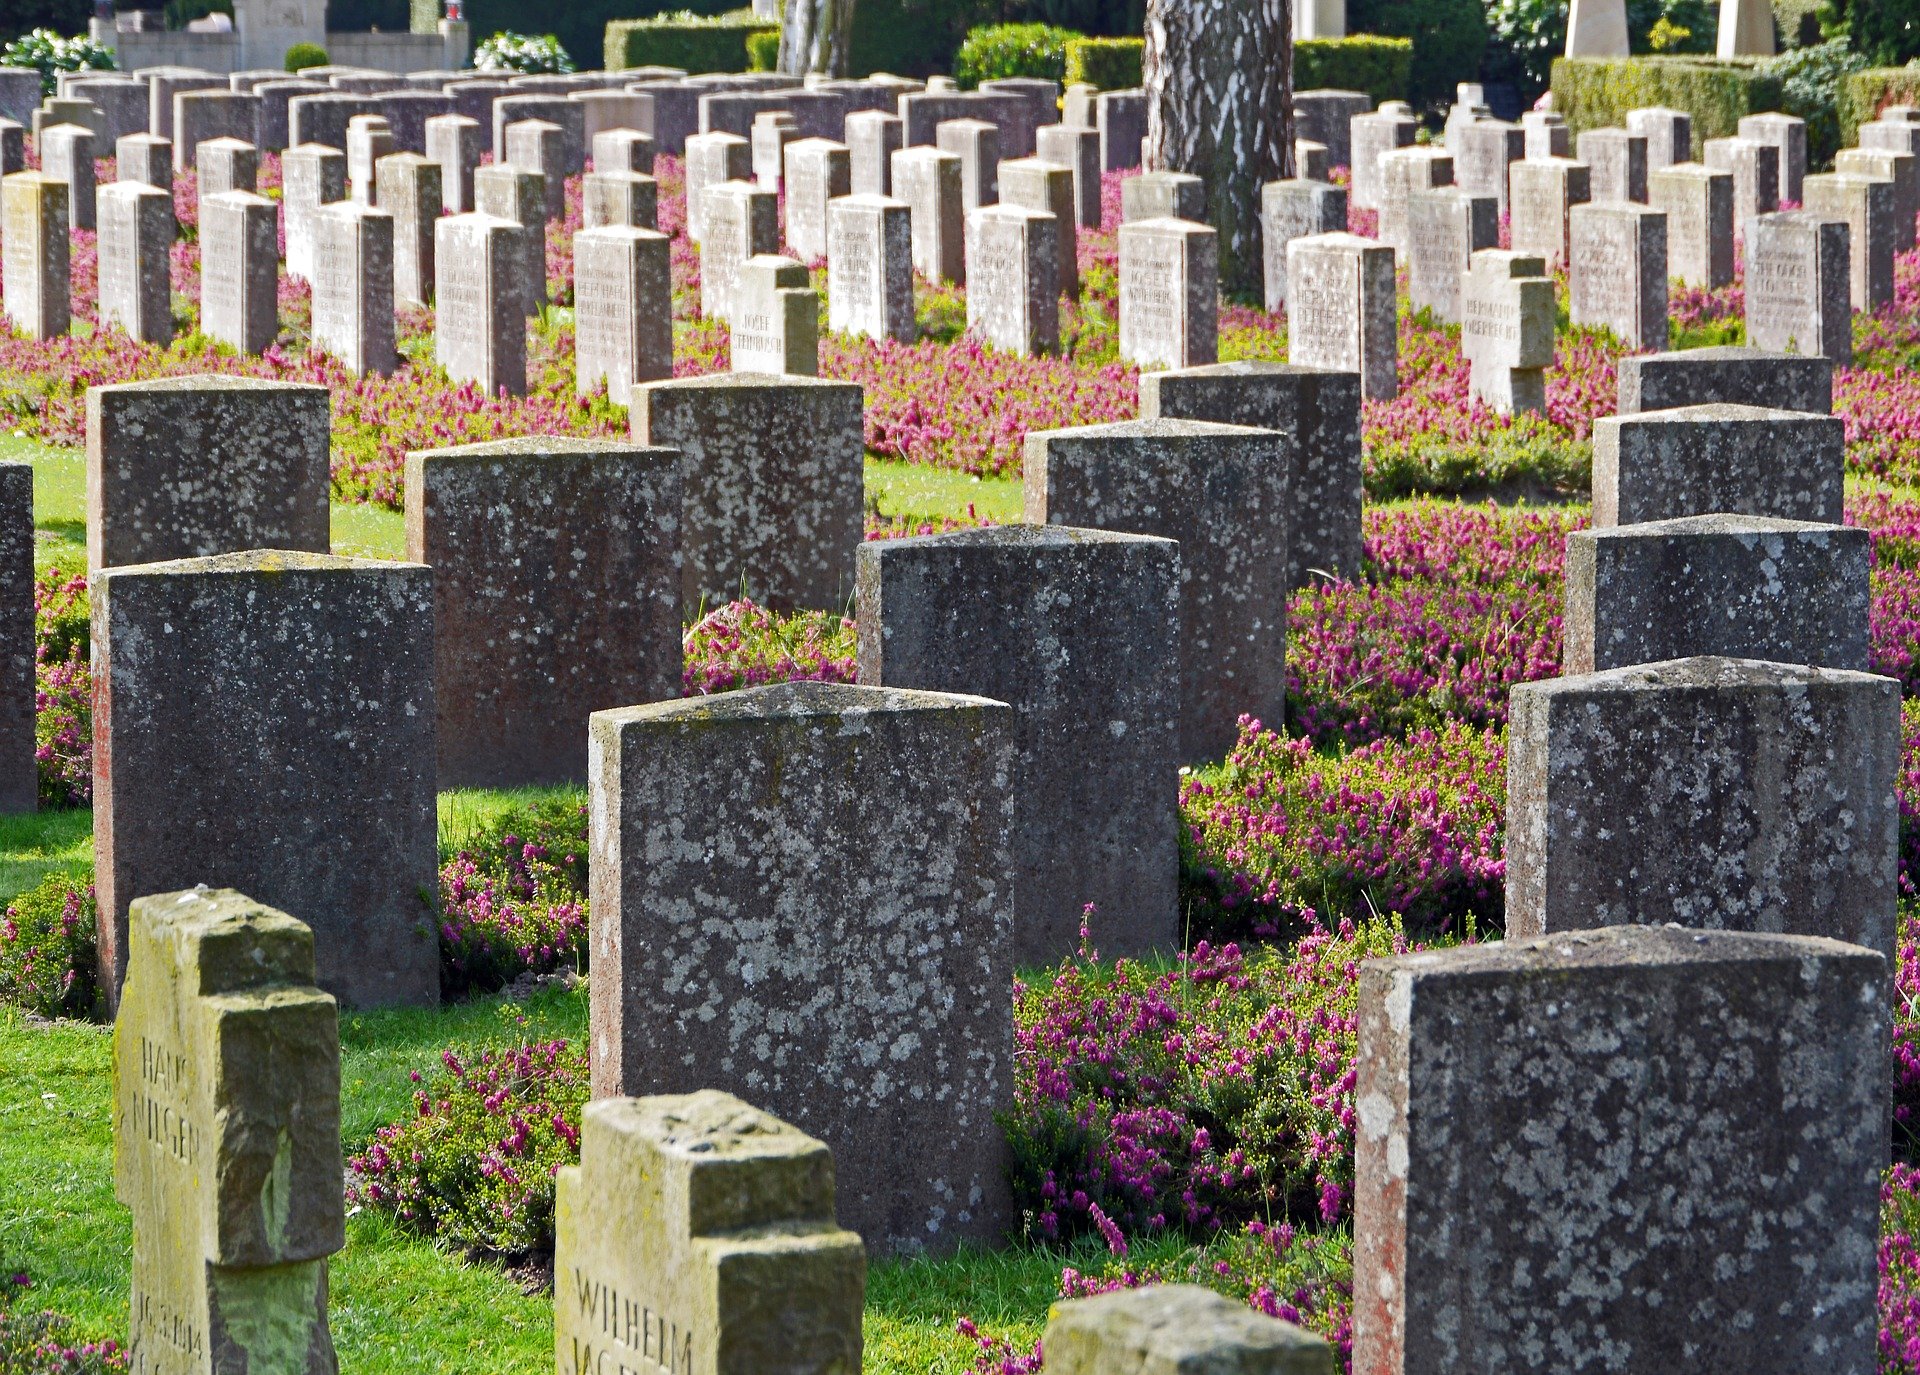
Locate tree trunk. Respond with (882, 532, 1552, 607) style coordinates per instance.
(778, 0, 857, 78)
(1143, 0, 1292, 295)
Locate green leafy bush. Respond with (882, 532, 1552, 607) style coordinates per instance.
(0, 28, 111, 97)
(954, 21, 1079, 87)
(1294, 35, 1412, 105)
(283, 40, 328, 71)
(1826, 0, 1920, 66)
(745, 25, 779, 69)
(0, 1289, 125, 1374)
(1347, 0, 1485, 108)
(1841, 66, 1920, 147)
(1063, 35, 1140, 89)
(0, 872, 99, 1020)
(605, 13, 774, 73)
(1551, 54, 1783, 140)
(1764, 36, 1867, 165)
(0, 0, 88, 51)
(474, 29, 575, 73)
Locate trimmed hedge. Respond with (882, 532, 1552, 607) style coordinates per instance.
(1841, 67, 1920, 149)
(1348, 0, 1484, 106)
(954, 22, 1078, 87)
(1064, 35, 1141, 89)
(746, 26, 778, 70)
(1295, 35, 1412, 106)
(1550, 54, 1782, 141)
(606, 15, 776, 73)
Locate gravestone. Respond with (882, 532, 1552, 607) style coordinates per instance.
(198, 191, 279, 356)
(628, 80, 701, 156)
(0, 70, 34, 129)
(1569, 201, 1667, 350)
(35, 98, 101, 150)
(684, 131, 752, 243)
(1376, 145, 1452, 256)
(1450, 117, 1523, 214)
(1048, 1286, 1333, 1375)
(97, 182, 173, 346)
(827, 194, 914, 343)
(1564, 514, 1869, 673)
(0, 119, 20, 177)
(1292, 87, 1369, 169)
(405, 438, 681, 787)
(701, 180, 779, 322)
(377, 92, 455, 157)
(345, 113, 393, 204)
(591, 127, 655, 175)
(1626, 105, 1692, 169)
(732, 255, 819, 376)
(377, 152, 440, 307)
(0, 463, 28, 811)
(967, 204, 1060, 356)
(1648, 161, 1732, 287)
(1746, 210, 1852, 364)
(634, 374, 863, 611)
(574, 226, 673, 404)
(1800, 173, 1894, 310)
(1001, 157, 1078, 298)
(1461, 250, 1554, 415)
(1509, 156, 1590, 268)
(1118, 217, 1217, 369)
(1286, 232, 1396, 400)
(1121, 169, 1206, 223)
(583, 171, 659, 230)
(938, 117, 1000, 212)
(1443, 85, 1491, 151)
(1036, 122, 1100, 227)
(1505, 658, 1898, 955)
(1296, 138, 1329, 181)
(1703, 135, 1778, 240)
(66, 77, 143, 144)
(1834, 147, 1917, 253)
(1063, 82, 1097, 130)
(254, 78, 326, 151)
(892, 145, 965, 283)
(1566, 0, 1630, 52)
(114, 889, 344, 1375)
(1261, 179, 1346, 311)
(1520, 108, 1569, 160)
(574, 93, 649, 150)
(282, 143, 345, 285)
(553, 1093, 865, 1375)
(490, 93, 584, 174)
(434, 213, 528, 397)
(1026, 419, 1293, 758)
(1617, 345, 1831, 413)
(87, 376, 329, 572)
(195, 135, 256, 198)
(751, 111, 798, 192)
(504, 117, 568, 219)
(1863, 111, 1920, 160)
(847, 108, 903, 195)
(424, 112, 481, 212)
(150, 72, 226, 144)
(587, 682, 1016, 1253)
(92, 552, 438, 1006)
(311, 203, 395, 376)
(473, 163, 549, 311)
(173, 89, 259, 172)
(116, 138, 173, 195)
(1592, 403, 1845, 526)
(1738, 110, 1807, 202)
(1349, 101, 1416, 210)
(703, 92, 793, 142)
(785, 137, 850, 262)
(1406, 187, 1497, 323)
(1352, 924, 1886, 1375)
(39, 122, 95, 230)
(1097, 88, 1145, 172)
(1575, 126, 1648, 202)
(857, 525, 1179, 963)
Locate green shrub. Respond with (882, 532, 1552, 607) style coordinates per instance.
(0, 871, 99, 1021)
(0, 0, 88, 52)
(474, 29, 574, 73)
(1551, 54, 1783, 141)
(1827, 0, 1920, 66)
(1294, 35, 1412, 105)
(1347, 0, 1485, 108)
(745, 25, 779, 69)
(1764, 36, 1866, 165)
(283, 39, 328, 71)
(0, 27, 111, 97)
(1063, 34, 1140, 89)
(605, 13, 775, 73)
(1841, 65, 1920, 147)
(953, 21, 1079, 87)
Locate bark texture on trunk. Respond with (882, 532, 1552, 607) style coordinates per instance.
(1143, 0, 1293, 294)
(778, 0, 856, 77)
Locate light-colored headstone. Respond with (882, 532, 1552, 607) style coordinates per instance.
(345, 113, 393, 205)
(173, 88, 258, 171)
(1703, 135, 1778, 241)
(1509, 156, 1591, 269)
(582, 170, 658, 230)
(116, 131, 172, 191)
(1118, 216, 1217, 369)
(114, 889, 344, 1375)
(1292, 88, 1370, 169)
(1296, 137, 1329, 181)
(847, 108, 903, 196)
(1451, 117, 1523, 214)
(1407, 187, 1497, 323)
(1521, 109, 1569, 160)
(574, 92, 650, 150)
(1738, 110, 1804, 201)
(39, 122, 95, 231)
(684, 130, 750, 243)
(425, 112, 481, 213)
(1802, 172, 1895, 310)
(701, 180, 779, 322)
(784, 137, 850, 263)
(311, 202, 395, 377)
(504, 117, 568, 220)
(892, 145, 965, 283)
(1096, 88, 1145, 172)
(473, 163, 549, 312)
(731, 255, 819, 376)
(1349, 101, 1416, 210)
(282, 142, 345, 285)
(1462, 249, 1554, 415)
(751, 109, 798, 192)
(98, 181, 173, 345)
(827, 194, 915, 344)
(1049, 1286, 1333, 1375)
(1835, 145, 1917, 253)
(1576, 126, 1647, 203)
(1649, 161, 1733, 288)
(1565, 0, 1629, 54)
(1626, 105, 1692, 170)
(1000, 156, 1078, 298)
(1377, 145, 1453, 256)
(938, 117, 1000, 213)
(591, 127, 655, 175)
(434, 213, 528, 397)
(1746, 210, 1851, 364)
(1570, 201, 1667, 349)
(1037, 122, 1100, 227)
(966, 203, 1059, 356)
(1121, 169, 1205, 223)
(574, 226, 673, 405)
(1261, 179, 1346, 311)
(198, 190, 278, 356)
(376, 152, 440, 308)
(1286, 231, 1396, 400)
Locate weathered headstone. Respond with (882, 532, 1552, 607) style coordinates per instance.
(731, 255, 818, 376)
(967, 204, 1060, 355)
(1739, 110, 1807, 203)
(1096, 88, 1145, 171)
(117, 131, 172, 191)
(114, 888, 344, 1375)
(1509, 156, 1590, 268)
(1295, 137, 1329, 181)
(1122, 169, 1206, 223)
(588, 681, 1015, 1252)
(405, 438, 680, 787)
(553, 1093, 865, 1375)
(1745, 210, 1852, 364)
(938, 117, 1000, 213)
(150, 71, 227, 145)
(1406, 187, 1497, 323)
(434, 213, 528, 397)
(1349, 100, 1416, 210)
(424, 111, 481, 212)
(0, 118, 22, 178)
(1261, 179, 1346, 311)
(826, 194, 914, 344)
(1703, 134, 1778, 240)
(310, 202, 395, 377)
(1626, 104, 1692, 170)
(892, 145, 965, 283)
(847, 107, 902, 195)
(92, 553, 438, 1006)
(1036, 122, 1100, 227)
(1292, 87, 1370, 169)
(684, 131, 751, 243)
(504, 117, 568, 219)
(1566, 0, 1630, 52)
(591, 126, 655, 175)
(254, 78, 326, 151)
(1376, 145, 1452, 256)
(39, 122, 95, 230)
(1504, 658, 1897, 954)
(1026, 419, 1292, 758)
(1450, 117, 1523, 214)
(582, 170, 658, 230)
(1648, 161, 1732, 287)
(1521, 109, 1570, 160)
(1, 172, 67, 339)
(198, 191, 278, 356)
(1352, 924, 1886, 1375)
(86, 376, 329, 572)
(1617, 345, 1830, 413)
(1802, 172, 1895, 309)
(1461, 250, 1554, 415)
(376, 152, 439, 308)
(634, 374, 863, 610)
(1001, 156, 1078, 298)
(576, 94, 650, 152)
(857, 525, 1179, 961)
(1564, 514, 1869, 673)
(751, 109, 798, 192)
(473, 162, 549, 311)
(1569, 201, 1667, 349)
(1576, 125, 1648, 202)
(1835, 145, 1918, 253)
(345, 113, 393, 204)
(282, 142, 345, 285)
(784, 137, 850, 262)
(1592, 403, 1845, 526)
(1287, 231, 1396, 400)
(1118, 216, 1216, 368)
(195, 135, 256, 198)
(1048, 1286, 1333, 1375)
(0, 462, 29, 811)
(701, 180, 779, 322)
(574, 225, 672, 403)
(97, 181, 173, 346)
(173, 88, 259, 172)
(490, 93, 584, 174)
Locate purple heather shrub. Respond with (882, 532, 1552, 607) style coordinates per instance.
(438, 817, 588, 1001)
(34, 568, 89, 809)
(681, 599, 856, 696)
(0, 1283, 126, 1375)
(0, 873, 99, 1020)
